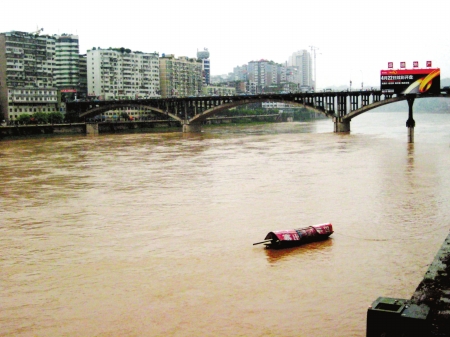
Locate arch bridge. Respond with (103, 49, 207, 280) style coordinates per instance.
(66, 89, 450, 142)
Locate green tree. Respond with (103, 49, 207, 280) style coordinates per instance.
(48, 112, 64, 124)
(32, 112, 48, 124)
(120, 112, 131, 120)
(17, 114, 31, 124)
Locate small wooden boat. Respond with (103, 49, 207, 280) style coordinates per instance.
(253, 223, 334, 249)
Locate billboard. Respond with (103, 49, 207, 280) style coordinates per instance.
(380, 68, 440, 94)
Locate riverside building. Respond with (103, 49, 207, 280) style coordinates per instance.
(201, 85, 235, 96)
(78, 54, 87, 99)
(86, 48, 160, 120)
(159, 54, 202, 98)
(0, 30, 58, 122)
(287, 50, 313, 88)
(247, 60, 282, 94)
(87, 48, 160, 100)
(54, 34, 80, 95)
(197, 48, 210, 85)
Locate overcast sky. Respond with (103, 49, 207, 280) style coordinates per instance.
(2, 0, 449, 89)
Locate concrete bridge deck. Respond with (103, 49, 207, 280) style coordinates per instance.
(66, 90, 450, 142)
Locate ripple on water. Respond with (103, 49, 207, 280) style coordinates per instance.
(2, 116, 450, 336)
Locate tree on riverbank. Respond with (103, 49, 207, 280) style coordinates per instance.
(16, 112, 65, 125)
(224, 106, 323, 121)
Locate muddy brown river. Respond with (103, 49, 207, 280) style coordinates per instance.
(2, 111, 450, 336)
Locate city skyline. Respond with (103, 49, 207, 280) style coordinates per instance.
(1, 0, 449, 89)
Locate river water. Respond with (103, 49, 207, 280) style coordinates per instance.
(1, 111, 450, 337)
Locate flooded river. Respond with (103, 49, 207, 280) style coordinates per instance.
(1, 111, 450, 336)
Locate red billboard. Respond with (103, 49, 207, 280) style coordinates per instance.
(380, 68, 440, 94)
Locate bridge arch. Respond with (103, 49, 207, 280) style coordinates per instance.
(343, 94, 448, 120)
(188, 98, 329, 124)
(78, 103, 183, 122)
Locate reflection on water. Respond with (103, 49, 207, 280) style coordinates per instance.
(2, 112, 450, 337)
(264, 239, 334, 264)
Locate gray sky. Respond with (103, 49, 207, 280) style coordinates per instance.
(2, 0, 449, 89)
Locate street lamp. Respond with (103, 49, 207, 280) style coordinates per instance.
(360, 70, 364, 91)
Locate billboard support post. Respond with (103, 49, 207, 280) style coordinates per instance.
(380, 67, 440, 143)
(406, 95, 416, 143)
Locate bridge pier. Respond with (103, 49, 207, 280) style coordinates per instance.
(86, 123, 99, 136)
(333, 117, 351, 133)
(182, 124, 202, 133)
(406, 95, 416, 143)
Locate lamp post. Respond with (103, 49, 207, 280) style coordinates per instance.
(360, 70, 364, 91)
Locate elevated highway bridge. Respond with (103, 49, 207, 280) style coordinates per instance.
(66, 88, 450, 142)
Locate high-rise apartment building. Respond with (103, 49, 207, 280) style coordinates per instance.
(78, 54, 87, 99)
(247, 60, 281, 93)
(197, 48, 210, 85)
(232, 65, 247, 82)
(54, 34, 80, 93)
(0, 31, 58, 122)
(247, 61, 262, 93)
(159, 54, 202, 97)
(286, 66, 297, 83)
(87, 48, 160, 100)
(277, 65, 287, 84)
(288, 50, 313, 87)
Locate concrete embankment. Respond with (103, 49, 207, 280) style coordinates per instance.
(411, 233, 450, 336)
(0, 123, 86, 138)
(367, 233, 450, 336)
(0, 121, 181, 139)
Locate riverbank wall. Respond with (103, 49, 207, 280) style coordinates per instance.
(0, 115, 290, 139)
(0, 121, 181, 139)
(367, 233, 450, 336)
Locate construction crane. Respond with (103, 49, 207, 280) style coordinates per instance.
(31, 27, 44, 36)
(309, 45, 320, 91)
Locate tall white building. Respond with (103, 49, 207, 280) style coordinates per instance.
(87, 48, 160, 100)
(288, 50, 313, 87)
(0, 31, 58, 122)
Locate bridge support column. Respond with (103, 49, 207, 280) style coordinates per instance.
(86, 123, 99, 135)
(182, 124, 202, 133)
(333, 117, 350, 133)
(406, 95, 416, 143)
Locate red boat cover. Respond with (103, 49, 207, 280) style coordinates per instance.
(270, 223, 333, 242)
(271, 229, 300, 242)
(312, 223, 333, 235)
